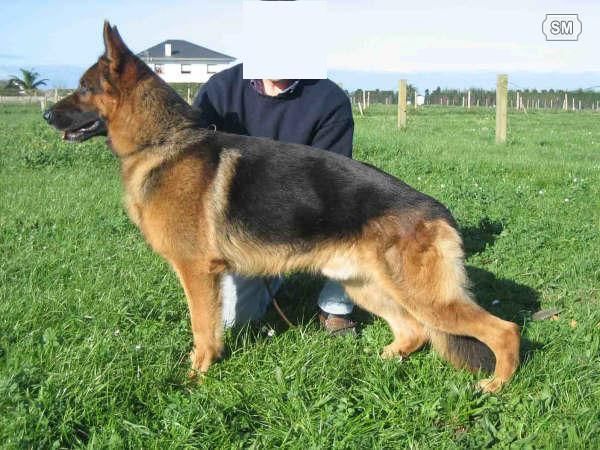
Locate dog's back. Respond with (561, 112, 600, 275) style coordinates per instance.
(205, 131, 455, 246)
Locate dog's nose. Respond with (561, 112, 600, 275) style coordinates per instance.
(43, 109, 54, 123)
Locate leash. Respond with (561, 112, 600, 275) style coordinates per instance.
(263, 279, 295, 328)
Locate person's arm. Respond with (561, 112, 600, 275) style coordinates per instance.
(310, 100, 354, 158)
(192, 83, 223, 129)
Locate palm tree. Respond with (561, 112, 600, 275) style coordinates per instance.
(8, 68, 48, 94)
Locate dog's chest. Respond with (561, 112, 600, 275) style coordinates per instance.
(120, 155, 210, 260)
(123, 192, 143, 228)
(119, 155, 165, 237)
(122, 189, 187, 259)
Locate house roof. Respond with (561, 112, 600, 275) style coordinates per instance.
(137, 40, 235, 62)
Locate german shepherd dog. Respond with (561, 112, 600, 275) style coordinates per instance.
(44, 22, 520, 392)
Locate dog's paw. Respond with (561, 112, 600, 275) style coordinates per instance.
(189, 345, 221, 374)
(476, 377, 505, 393)
(380, 344, 404, 360)
(187, 368, 203, 381)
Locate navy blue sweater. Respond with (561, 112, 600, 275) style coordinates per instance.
(192, 64, 353, 157)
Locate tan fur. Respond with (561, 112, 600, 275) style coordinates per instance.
(359, 218, 520, 391)
(342, 279, 428, 359)
(120, 151, 165, 227)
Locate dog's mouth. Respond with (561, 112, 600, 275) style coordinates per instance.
(63, 119, 107, 142)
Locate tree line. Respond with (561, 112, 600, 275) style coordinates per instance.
(349, 86, 600, 109)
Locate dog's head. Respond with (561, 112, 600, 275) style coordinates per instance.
(43, 21, 154, 149)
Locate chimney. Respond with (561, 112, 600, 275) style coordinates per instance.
(165, 43, 172, 57)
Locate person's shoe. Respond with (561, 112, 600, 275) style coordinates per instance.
(318, 310, 357, 336)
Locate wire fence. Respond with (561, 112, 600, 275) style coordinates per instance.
(0, 82, 206, 109)
(349, 86, 600, 111)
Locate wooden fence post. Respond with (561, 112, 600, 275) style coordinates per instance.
(467, 90, 471, 109)
(521, 95, 524, 110)
(496, 74, 508, 144)
(357, 101, 364, 116)
(398, 79, 407, 129)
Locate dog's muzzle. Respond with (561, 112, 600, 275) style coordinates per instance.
(43, 109, 107, 142)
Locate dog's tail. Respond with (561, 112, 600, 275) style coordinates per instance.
(428, 331, 496, 373)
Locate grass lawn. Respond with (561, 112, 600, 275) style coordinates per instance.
(1, 104, 598, 448)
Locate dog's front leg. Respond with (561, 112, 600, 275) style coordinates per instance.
(171, 258, 223, 376)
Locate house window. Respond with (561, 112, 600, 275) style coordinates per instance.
(207, 64, 219, 74)
(181, 64, 191, 74)
(154, 64, 163, 74)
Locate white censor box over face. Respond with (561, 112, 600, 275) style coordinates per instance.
(242, 1, 328, 80)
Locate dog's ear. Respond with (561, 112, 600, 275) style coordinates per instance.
(99, 21, 145, 91)
(103, 21, 129, 66)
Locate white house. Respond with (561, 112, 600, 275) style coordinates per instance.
(137, 40, 235, 83)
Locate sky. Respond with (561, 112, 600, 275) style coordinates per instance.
(1, 0, 599, 89)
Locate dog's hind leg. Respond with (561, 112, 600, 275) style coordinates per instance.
(171, 258, 224, 376)
(372, 219, 520, 392)
(342, 280, 428, 359)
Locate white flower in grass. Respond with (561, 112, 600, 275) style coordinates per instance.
(261, 325, 276, 337)
(135, 344, 141, 350)
(564, 198, 570, 202)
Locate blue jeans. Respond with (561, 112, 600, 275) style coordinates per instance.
(220, 273, 354, 327)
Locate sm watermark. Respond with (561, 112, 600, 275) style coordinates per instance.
(542, 14, 582, 41)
